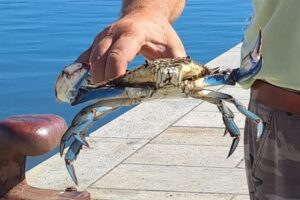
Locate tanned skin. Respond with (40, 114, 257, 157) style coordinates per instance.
(76, 0, 186, 83)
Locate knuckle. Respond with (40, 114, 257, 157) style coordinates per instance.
(107, 49, 124, 61)
(93, 26, 114, 43)
(101, 25, 114, 36)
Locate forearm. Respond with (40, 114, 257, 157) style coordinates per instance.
(121, 0, 186, 23)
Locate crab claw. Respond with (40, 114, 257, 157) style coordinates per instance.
(55, 62, 129, 106)
(231, 29, 263, 83)
(55, 62, 90, 104)
(222, 115, 241, 158)
(227, 137, 240, 158)
(200, 73, 236, 87)
(222, 114, 240, 138)
(66, 160, 78, 185)
(72, 87, 126, 105)
(60, 109, 93, 156)
(217, 101, 241, 157)
(74, 134, 90, 148)
(256, 120, 264, 140)
(223, 128, 229, 137)
(60, 126, 75, 156)
(65, 140, 83, 185)
(195, 30, 263, 89)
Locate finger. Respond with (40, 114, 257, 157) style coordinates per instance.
(164, 29, 187, 58)
(89, 35, 114, 83)
(92, 26, 113, 47)
(140, 40, 186, 60)
(105, 35, 143, 80)
(140, 43, 168, 60)
(165, 37, 187, 58)
(140, 33, 186, 60)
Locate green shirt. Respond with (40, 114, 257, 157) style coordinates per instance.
(240, 0, 300, 91)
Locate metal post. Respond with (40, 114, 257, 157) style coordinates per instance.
(0, 114, 90, 200)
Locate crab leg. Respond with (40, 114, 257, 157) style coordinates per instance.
(60, 102, 121, 156)
(209, 90, 263, 140)
(62, 97, 143, 185)
(190, 89, 263, 157)
(190, 89, 241, 158)
(201, 90, 264, 140)
(61, 85, 156, 185)
(226, 98, 264, 140)
(68, 85, 155, 105)
(194, 30, 263, 88)
(70, 87, 127, 105)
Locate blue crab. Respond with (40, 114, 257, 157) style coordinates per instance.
(55, 32, 263, 185)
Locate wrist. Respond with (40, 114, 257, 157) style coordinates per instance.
(121, 10, 169, 24)
(121, 0, 185, 23)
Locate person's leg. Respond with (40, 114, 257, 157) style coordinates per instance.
(244, 98, 300, 200)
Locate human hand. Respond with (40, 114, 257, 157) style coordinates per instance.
(76, 12, 186, 83)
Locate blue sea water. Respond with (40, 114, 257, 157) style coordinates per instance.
(0, 0, 252, 169)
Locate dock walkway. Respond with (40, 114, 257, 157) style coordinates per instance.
(27, 44, 250, 200)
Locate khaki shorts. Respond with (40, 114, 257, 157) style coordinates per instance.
(244, 98, 300, 200)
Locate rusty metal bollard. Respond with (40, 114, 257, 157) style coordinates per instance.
(0, 114, 90, 200)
